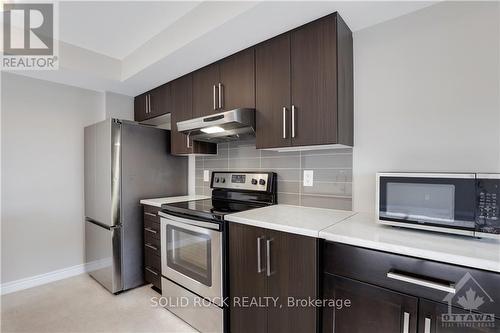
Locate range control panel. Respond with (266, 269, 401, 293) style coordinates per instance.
(211, 172, 271, 192)
(476, 174, 500, 235)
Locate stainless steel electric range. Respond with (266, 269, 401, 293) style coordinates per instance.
(158, 171, 277, 333)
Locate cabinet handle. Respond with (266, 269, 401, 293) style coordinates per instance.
(145, 95, 148, 114)
(402, 312, 410, 333)
(282, 107, 287, 139)
(145, 266, 158, 276)
(424, 317, 431, 333)
(144, 227, 157, 234)
(144, 212, 157, 217)
(218, 83, 223, 109)
(213, 85, 217, 110)
(186, 133, 192, 149)
(291, 105, 296, 138)
(145, 243, 158, 251)
(148, 94, 152, 114)
(266, 239, 272, 277)
(257, 236, 265, 273)
(387, 271, 456, 294)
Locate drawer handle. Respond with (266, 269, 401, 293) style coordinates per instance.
(387, 271, 456, 294)
(144, 212, 157, 217)
(257, 236, 265, 273)
(144, 227, 157, 234)
(145, 243, 158, 251)
(402, 312, 410, 333)
(145, 266, 158, 276)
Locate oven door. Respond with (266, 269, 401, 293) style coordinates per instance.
(376, 173, 477, 236)
(160, 213, 223, 306)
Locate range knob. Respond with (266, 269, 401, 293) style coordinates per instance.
(259, 179, 266, 186)
(251, 178, 258, 185)
(215, 177, 219, 183)
(221, 178, 226, 183)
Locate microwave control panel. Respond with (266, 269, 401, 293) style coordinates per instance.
(476, 174, 500, 234)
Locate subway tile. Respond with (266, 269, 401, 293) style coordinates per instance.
(260, 150, 300, 158)
(302, 169, 352, 182)
(300, 148, 353, 156)
(277, 193, 300, 206)
(228, 139, 256, 148)
(229, 145, 260, 158)
(302, 182, 352, 196)
(204, 159, 229, 170)
(195, 156, 204, 165)
(277, 181, 300, 194)
(195, 168, 204, 179)
(270, 169, 301, 182)
(228, 158, 260, 169)
(261, 156, 300, 169)
(300, 195, 352, 211)
(205, 148, 228, 160)
(196, 177, 205, 187)
(301, 154, 352, 169)
(195, 186, 205, 195)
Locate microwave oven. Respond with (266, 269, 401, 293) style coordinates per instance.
(376, 173, 500, 239)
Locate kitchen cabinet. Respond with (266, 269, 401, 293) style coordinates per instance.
(256, 13, 353, 149)
(170, 74, 217, 155)
(323, 242, 500, 333)
(134, 84, 170, 122)
(193, 48, 255, 118)
(323, 274, 418, 333)
(229, 223, 318, 333)
(143, 205, 162, 292)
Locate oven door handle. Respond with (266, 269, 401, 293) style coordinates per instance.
(158, 211, 221, 231)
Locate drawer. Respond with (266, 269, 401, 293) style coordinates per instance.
(144, 230, 160, 250)
(324, 242, 500, 317)
(143, 205, 160, 223)
(145, 266, 161, 290)
(145, 247, 161, 269)
(144, 219, 160, 240)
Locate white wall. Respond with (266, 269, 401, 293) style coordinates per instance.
(104, 91, 134, 120)
(353, 1, 500, 214)
(1, 73, 105, 283)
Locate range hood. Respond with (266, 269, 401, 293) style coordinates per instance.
(177, 108, 255, 143)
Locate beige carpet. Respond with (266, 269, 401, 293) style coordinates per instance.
(1, 274, 197, 333)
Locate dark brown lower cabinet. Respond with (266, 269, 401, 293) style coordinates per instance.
(229, 223, 318, 333)
(418, 300, 500, 333)
(143, 205, 161, 292)
(323, 274, 418, 333)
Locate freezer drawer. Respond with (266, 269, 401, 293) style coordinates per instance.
(85, 219, 122, 293)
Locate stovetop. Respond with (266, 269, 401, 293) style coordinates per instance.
(162, 198, 268, 221)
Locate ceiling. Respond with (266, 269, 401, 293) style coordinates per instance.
(7, 1, 437, 96)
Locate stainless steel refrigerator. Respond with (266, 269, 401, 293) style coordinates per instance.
(84, 119, 187, 293)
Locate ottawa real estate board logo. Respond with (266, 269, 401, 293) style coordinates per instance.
(441, 272, 495, 329)
(2, 2, 58, 70)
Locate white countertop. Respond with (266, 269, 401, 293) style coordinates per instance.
(140, 195, 210, 207)
(225, 204, 357, 238)
(319, 213, 500, 273)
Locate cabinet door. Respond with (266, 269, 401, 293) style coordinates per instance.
(229, 223, 268, 333)
(291, 14, 338, 147)
(134, 93, 148, 122)
(170, 75, 216, 155)
(193, 63, 220, 118)
(219, 48, 255, 111)
(149, 84, 170, 118)
(418, 299, 500, 333)
(255, 34, 291, 149)
(267, 229, 317, 333)
(323, 274, 418, 333)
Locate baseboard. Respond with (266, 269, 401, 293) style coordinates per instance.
(1, 263, 88, 295)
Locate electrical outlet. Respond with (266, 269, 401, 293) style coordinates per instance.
(303, 170, 314, 187)
(204, 170, 210, 182)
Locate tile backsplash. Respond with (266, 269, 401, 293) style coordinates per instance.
(195, 140, 353, 210)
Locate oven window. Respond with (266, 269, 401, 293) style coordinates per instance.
(167, 225, 212, 287)
(385, 183, 455, 223)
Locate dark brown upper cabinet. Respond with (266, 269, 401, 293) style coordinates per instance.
(133, 84, 170, 122)
(219, 48, 255, 111)
(229, 223, 317, 333)
(170, 74, 217, 155)
(256, 12, 353, 149)
(193, 48, 255, 118)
